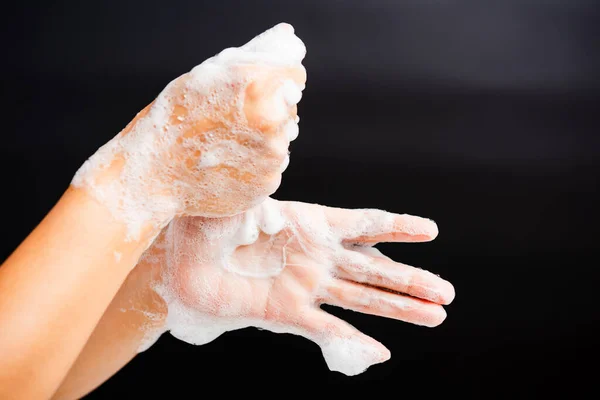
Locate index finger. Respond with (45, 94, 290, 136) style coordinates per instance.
(324, 207, 439, 244)
(244, 65, 306, 135)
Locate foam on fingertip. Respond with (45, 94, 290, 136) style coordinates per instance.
(321, 336, 391, 376)
(284, 119, 300, 142)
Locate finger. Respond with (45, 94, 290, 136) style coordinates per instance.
(325, 207, 438, 244)
(245, 67, 305, 135)
(273, 65, 307, 90)
(300, 308, 390, 376)
(246, 66, 306, 100)
(336, 249, 455, 305)
(323, 278, 448, 328)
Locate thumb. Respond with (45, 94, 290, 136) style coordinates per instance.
(301, 309, 390, 376)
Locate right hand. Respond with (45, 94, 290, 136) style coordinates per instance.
(72, 23, 306, 237)
(147, 199, 455, 376)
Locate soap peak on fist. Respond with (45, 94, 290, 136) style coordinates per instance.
(72, 23, 307, 240)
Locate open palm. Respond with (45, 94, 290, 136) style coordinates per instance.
(151, 198, 454, 375)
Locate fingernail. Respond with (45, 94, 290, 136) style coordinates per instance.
(274, 22, 294, 34)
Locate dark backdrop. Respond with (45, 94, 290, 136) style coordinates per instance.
(2, 0, 599, 398)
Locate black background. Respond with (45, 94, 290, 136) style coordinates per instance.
(2, 0, 599, 398)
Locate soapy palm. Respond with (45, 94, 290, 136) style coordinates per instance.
(156, 199, 455, 375)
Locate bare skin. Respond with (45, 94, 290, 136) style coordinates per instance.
(54, 200, 454, 399)
(0, 187, 154, 400)
(0, 39, 305, 399)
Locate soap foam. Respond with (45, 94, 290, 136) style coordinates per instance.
(136, 199, 442, 376)
(71, 23, 305, 241)
(320, 336, 391, 376)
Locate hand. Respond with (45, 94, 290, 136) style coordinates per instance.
(148, 198, 455, 376)
(72, 23, 306, 239)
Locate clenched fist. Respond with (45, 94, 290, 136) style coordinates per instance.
(72, 23, 306, 240)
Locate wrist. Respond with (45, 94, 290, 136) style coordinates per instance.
(72, 137, 179, 242)
(116, 257, 169, 352)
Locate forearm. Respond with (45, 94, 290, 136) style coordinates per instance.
(0, 186, 163, 399)
(52, 257, 167, 400)
(0, 25, 305, 399)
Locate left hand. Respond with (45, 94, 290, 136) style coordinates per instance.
(71, 23, 306, 240)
